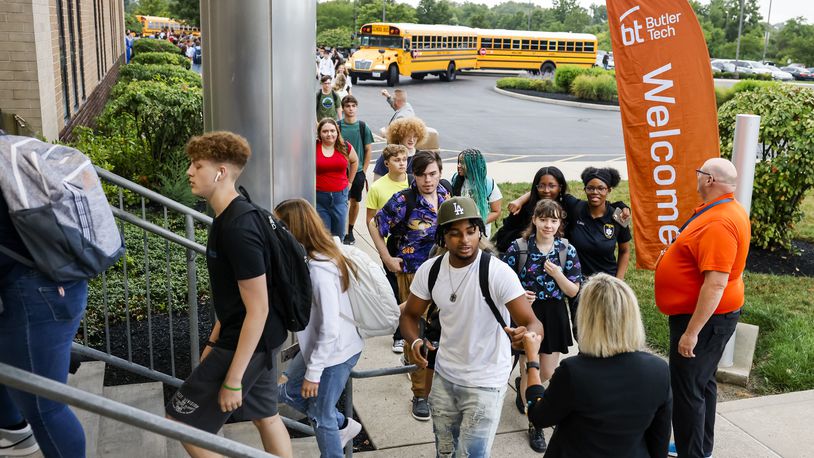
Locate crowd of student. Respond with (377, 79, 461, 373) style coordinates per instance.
(0, 74, 750, 457)
(124, 29, 203, 72)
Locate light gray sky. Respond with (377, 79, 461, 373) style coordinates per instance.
(395, 0, 814, 25)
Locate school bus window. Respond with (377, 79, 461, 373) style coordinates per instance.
(575, 42, 583, 52)
(557, 41, 565, 51)
(566, 42, 575, 52)
(584, 42, 595, 52)
(521, 39, 530, 50)
(481, 38, 492, 48)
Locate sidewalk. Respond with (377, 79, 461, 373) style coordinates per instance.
(346, 160, 813, 457)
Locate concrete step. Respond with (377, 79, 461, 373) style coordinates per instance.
(67, 361, 105, 458)
(97, 382, 167, 458)
(221, 421, 321, 456)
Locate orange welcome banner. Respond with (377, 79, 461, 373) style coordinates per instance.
(607, 0, 719, 269)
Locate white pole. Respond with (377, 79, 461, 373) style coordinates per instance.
(719, 113, 760, 368)
(731, 114, 760, 214)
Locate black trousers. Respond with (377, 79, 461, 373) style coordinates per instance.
(386, 267, 403, 341)
(669, 310, 740, 458)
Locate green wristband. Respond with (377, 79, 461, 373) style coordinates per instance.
(222, 383, 242, 391)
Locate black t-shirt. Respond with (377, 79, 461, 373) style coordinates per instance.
(207, 196, 286, 352)
(0, 192, 30, 281)
(567, 199, 631, 277)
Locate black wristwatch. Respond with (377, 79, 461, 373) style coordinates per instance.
(525, 361, 541, 373)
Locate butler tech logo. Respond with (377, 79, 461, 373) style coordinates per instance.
(619, 5, 683, 46)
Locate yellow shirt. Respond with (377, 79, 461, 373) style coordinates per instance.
(366, 174, 409, 211)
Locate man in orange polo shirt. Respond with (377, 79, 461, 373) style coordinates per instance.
(655, 157, 751, 458)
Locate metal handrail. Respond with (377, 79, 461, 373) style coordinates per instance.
(95, 166, 213, 225)
(110, 206, 206, 254)
(0, 362, 276, 458)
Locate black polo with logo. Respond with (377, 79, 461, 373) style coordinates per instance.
(566, 200, 631, 277)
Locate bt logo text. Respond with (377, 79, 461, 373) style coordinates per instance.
(620, 6, 682, 46)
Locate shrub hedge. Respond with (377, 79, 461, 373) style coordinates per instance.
(718, 84, 814, 250)
(495, 77, 560, 93)
(131, 51, 191, 69)
(713, 71, 773, 81)
(571, 73, 617, 101)
(118, 63, 202, 89)
(132, 38, 182, 56)
(554, 65, 613, 93)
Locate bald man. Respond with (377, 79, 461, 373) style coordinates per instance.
(655, 158, 751, 458)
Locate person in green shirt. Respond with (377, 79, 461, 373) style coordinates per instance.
(338, 95, 374, 245)
(316, 75, 342, 121)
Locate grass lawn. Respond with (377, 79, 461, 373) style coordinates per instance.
(496, 181, 814, 393)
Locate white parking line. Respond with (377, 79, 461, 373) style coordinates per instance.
(493, 155, 529, 163)
(554, 154, 585, 162)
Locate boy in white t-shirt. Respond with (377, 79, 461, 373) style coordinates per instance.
(399, 197, 543, 457)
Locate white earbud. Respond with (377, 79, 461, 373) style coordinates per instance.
(214, 171, 222, 183)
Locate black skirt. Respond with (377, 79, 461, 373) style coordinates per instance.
(532, 297, 573, 354)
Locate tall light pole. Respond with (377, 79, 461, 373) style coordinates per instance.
(734, 0, 745, 68)
(382, 0, 386, 22)
(762, 0, 773, 62)
(528, 0, 532, 30)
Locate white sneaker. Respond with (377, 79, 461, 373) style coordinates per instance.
(0, 424, 39, 456)
(339, 418, 362, 447)
(392, 339, 405, 353)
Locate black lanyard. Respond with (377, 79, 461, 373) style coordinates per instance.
(679, 198, 734, 234)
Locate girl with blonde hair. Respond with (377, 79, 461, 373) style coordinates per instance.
(274, 198, 364, 457)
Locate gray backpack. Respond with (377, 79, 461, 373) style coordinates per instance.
(512, 237, 569, 275)
(0, 135, 124, 281)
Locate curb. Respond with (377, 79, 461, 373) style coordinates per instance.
(493, 86, 621, 112)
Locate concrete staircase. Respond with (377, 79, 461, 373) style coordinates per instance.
(17, 361, 318, 458)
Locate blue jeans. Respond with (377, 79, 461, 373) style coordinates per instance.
(316, 188, 349, 239)
(428, 373, 506, 458)
(279, 351, 360, 458)
(0, 267, 88, 458)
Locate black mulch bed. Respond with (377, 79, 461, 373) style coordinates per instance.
(746, 240, 814, 277)
(501, 87, 620, 106)
(75, 303, 374, 451)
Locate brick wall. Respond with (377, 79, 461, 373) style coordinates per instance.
(0, 1, 43, 133)
(0, 0, 123, 140)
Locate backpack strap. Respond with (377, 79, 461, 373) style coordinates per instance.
(558, 238, 569, 269)
(424, 254, 445, 332)
(359, 120, 367, 144)
(478, 252, 511, 340)
(513, 238, 528, 276)
(0, 244, 35, 269)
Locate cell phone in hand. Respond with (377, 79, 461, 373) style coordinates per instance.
(281, 343, 300, 362)
(612, 207, 631, 228)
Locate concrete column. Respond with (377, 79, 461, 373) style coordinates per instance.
(200, 0, 316, 210)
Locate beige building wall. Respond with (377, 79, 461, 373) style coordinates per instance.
(0, 0, 124, 141)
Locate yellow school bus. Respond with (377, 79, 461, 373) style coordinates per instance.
(348, 23, 478, 86)
(135, 15, 200, 37)
(475, 29, 597, 75)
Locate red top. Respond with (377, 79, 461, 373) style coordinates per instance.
(655, 193, 751, 316)
(315, 142, 349, 192)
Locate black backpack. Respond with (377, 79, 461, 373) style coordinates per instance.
(424, 251, 511, 343)
(236, 187, 312, 333)
(193, 46, 202, 65)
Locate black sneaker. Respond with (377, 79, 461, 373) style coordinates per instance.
(514, 377, 525, 414)
(411, 397, 430, 421)
(528, 424, 546, 453)
(343, 233, 355, 245)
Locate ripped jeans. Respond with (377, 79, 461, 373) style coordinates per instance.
(278, 351, 360, 458)
(428, 373, 506, 458)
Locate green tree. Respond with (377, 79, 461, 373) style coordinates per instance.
(134, 0, 170, 17)
(589, 4, 607, 25)
(125, 13, 142, 34)
(168, 0, 200, 27)
(416, 0, 454, 25)
(357, 0, 416, 25)
(770, 18, 814, 66)
(317, 27, 354, 49)
(317, 0, 355, 34)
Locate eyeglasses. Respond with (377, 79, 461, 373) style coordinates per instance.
(696, 169, 714, 182)
(584, 186, 608, 194)
(536, 184, 560, 190)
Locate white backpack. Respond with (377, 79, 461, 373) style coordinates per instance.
(333, 238, 400, 338)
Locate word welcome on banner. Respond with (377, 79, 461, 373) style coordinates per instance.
(607, 0, 720, 270)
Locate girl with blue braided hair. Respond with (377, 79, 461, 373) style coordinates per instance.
(450, 148, 503, 238)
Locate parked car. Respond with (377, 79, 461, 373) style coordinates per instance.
(733, 60, 773, 75)
(749, 61, 793, 80)
(711, 59, 736, 73)
(723, 60, 755, 74)
(781, 66, 814, 81)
